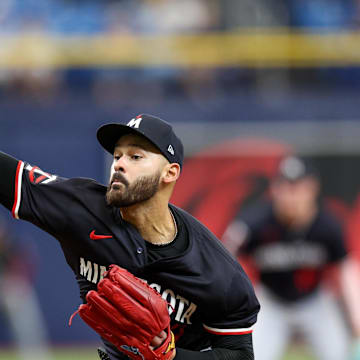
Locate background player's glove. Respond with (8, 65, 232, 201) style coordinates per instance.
(70, 265, 175, 360)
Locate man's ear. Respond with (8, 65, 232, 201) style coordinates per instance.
(162, 163, 181, 184)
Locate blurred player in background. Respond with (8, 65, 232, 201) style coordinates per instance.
(222, 155, 360, 360)
(0, 218, 53, 360)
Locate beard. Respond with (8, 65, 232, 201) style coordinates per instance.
(106, 171, 161, 208)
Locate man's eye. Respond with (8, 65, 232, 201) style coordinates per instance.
(114, 155, 120, 161)
(131, 155, 142, 160)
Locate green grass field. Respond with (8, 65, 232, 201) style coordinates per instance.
(0, 347, 98, 360)
(0, 345, 316, 360)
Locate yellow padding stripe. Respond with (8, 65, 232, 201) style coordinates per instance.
(1, 30, 360, 69)
(165, 331, 176, 354)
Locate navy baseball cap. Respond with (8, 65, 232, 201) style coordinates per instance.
(97, 114, 184, 168)
(276, 155, 319, 182)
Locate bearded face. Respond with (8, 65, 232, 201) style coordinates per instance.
(106, 170, 161, 207)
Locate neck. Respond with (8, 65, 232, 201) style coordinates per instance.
(120, 197, 176, 245)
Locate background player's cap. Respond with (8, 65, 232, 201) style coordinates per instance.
(97, 114, 184, 168)
(276, 155, 319, 182)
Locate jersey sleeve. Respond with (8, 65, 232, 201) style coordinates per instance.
(176, 333, 253, 359)
(222, 220, 250, 257)
(324, 212, 347, 263)
(0, 151, 20, 211)
(222, 207, 262, 256)
(202, 267, 260, 338)
(233, 202, 271, 254)
(0, 153, 79, 236)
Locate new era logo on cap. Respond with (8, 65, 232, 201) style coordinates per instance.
(167, 144, 175, 155)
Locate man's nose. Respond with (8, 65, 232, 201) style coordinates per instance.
(114, 157, 126, 172)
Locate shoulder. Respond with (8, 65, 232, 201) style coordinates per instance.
(170, 204, 243, 264)
(170, 204, 208, 230)
(21, 161, 107, 193)
(56, 178, 108, 206)
(314, 206, 344, 234)
(169, 205, 260, 323)
(239, 200, 273, 229)
(65, 177, 107, 192)
(21, 166, 108, 205)
(170, 204, 222, 244)
(27, 169, 107, 193)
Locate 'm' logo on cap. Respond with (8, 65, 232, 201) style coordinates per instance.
(127, 117, 142, 129)
(167, 145, 175, 155)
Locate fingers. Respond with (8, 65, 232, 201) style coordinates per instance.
(108, 267, 158, 308)
(150, 330, 168, 349)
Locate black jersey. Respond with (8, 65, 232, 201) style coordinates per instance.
(2, 155, 259, 355)
(238, 201, 347, 302)
(145, 209, 189, 262)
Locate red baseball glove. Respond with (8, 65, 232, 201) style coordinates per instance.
(70, 265, 175, 360)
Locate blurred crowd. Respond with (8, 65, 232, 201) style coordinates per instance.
(0, 0, 360, 34)
(0, 0, 359, 104)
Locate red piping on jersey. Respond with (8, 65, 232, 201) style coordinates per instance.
(205, 328, 253, 335)
(203, 324, 253, 336)
(12, 161, 23, 219)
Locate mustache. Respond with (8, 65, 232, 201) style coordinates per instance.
(110, 172, 129, 187)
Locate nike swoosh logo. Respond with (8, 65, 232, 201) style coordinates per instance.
(89, 230, 113, 240)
